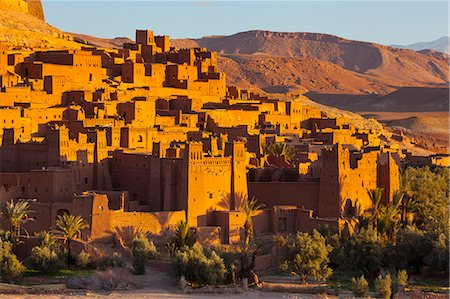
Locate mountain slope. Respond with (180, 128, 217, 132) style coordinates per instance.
(218, 54, 392, 95)
(392, 36, 449, 54)
(172, 30, 449, 95)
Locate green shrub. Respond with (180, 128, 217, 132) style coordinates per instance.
(97, 252, 125, 270)
(278, 230, 332, 283)
(0, 241, 25, 282)
(351, 275, 369, 297)
(34, 231, 58, 250)
(30, 245, 64, 273)
(30, 231, 64, 273)
(401, 166, 449, 232)
(132, 233, 157, 260)
(397, 269, 408, 289)
(208, 245, 244, 283)
(423, 231, 449, 274)
(375, 274, 392, 299)
(173, 243, 226, 286)
(76, 250, 92, 269)
(334, 225, 387, 277)
(165, 242, 176, 257)
(132, 254, 146, 275)
(0, 230, 14, 244)
(131, 233, 157, 275)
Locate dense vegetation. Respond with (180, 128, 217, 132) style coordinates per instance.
(0, 165, 446, 294)
(327, 166, 449, 279)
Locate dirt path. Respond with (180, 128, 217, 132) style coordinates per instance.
(0, 290, 322, 298)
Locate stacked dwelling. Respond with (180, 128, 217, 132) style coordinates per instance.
(0, 28, 418, 246)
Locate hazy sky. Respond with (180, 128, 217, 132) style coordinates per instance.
(42, 1, 448, 45)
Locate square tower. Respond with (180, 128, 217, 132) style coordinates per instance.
(136, 30, 155, 46)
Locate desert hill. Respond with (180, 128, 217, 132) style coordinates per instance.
(360, 111, 449, 154)
(172, 30, 448, 92)
(0, 0, 80, 49)
(218, 53, 392, 95)
(69, 32, 134, 49)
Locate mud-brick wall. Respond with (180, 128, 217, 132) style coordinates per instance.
(248, 181, 320, 211)
(110, 210, 185, 234)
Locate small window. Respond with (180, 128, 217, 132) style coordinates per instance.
(278, 217, 287, 232)
(84, 177, 88, 184)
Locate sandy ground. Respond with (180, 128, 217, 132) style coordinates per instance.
(0, 290, 322, 299)
(0, 264, 327, 299)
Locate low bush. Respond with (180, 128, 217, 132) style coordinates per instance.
(351, 275, 369, 297)
(396, 269, 408, 290)
(30, 245, 64, 273)
(132, 233, 157, 259)
(29, 231, 64, 273)
(75, 250, 92, 270)
(66, 268, 137, 291)
(97, 252, 125, 270)
(173, 243, 226, 286)
(131, 233, 157, 275)
(208, 245, 243, 283)
(375, 274, 392, 299)
(0, 240, 25, 282)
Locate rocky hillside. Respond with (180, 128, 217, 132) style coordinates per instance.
(0, 0, 80, 49)
(0, 0, 43, 18)
(70, 32, 134, 49)
(172, 30, 449, 96)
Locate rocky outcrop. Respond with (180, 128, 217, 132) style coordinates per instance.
(26, 0, 45, 21)
(0, 0, 44, 20)
(0, 0, 79, 49)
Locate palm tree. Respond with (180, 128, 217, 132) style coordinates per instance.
(264, 142, 297, 162)
(367, 188, 384, 227)
(173, 220, 196, 249)
(55, 214, 88, 265)
(378, 192, 402, 239)
(399, 192, 416, 227)
(241, 197, 264, 250)
(2, 199, 33, 239)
